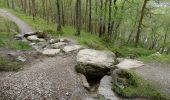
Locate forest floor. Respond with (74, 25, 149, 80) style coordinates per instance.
(0, 9, 170, 99)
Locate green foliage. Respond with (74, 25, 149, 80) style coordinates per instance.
(112, 70, 170, 100)
(0, 56, 23, 71)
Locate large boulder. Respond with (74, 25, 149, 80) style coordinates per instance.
(42, 49, 60, 56)
(76, 49, 116, 79)
(98, 76, 118, 100)
(63, 45, 83, 53)
(115, 59, 144, 69)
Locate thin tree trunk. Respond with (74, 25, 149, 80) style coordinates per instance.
(108, 0, 112, 36)
(88, 0, 92, 33)
(135, 0, 149, 47)
(99, 0, 103, 37)
(75, 0, 81, 36)
(56, 0, 62, 31)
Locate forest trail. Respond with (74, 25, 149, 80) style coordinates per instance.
(0, 9, 170, 99)
(0, 9, 33, 34)
(0, 9, 86, 100)
(135, 62, 170, 96)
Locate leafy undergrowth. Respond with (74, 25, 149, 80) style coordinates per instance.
(0, 32, 31, 50)
(112, 70, 170, 100)
(0, 56, 23, 71)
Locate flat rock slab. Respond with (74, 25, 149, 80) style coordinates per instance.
(42, 49, 60, 56)
(77, 49, 115, 68)
(63, 45, 83, 53)
(98, 76, 118, 100)
(116, 59, 144, 69)
(51, 42, 67, 49)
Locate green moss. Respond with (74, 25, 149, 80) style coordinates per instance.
(112, 70, 170, 100)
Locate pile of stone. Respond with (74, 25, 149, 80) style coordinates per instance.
(15, 31, 84, 56)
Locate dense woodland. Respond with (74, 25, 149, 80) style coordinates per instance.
(1, 0, 170, 54)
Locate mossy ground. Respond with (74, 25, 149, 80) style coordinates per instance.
(112, 70, 170, 100)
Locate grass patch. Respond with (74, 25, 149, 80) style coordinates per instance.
(0, 56, 23, 71)
(112, 70, 170, 100)
(0, 16, 19, 32)
(108, 45, 156, 57)
(0, 32, 31, 50)
(140, 53, 170, 63)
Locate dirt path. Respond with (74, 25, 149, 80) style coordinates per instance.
(0, 9, 33, 34)
(0, 55, 86, 100)
(0, 9, 87, 100)
(135, 62, 170, 96)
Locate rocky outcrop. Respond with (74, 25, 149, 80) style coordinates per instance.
(76, 49, 116, 79)
(98, 76, 118, 100)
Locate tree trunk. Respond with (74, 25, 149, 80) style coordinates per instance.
(75, 0, 81, 36)
(56, 0, 62, 31)
(11, 0, 15, 9)
(108, 0, 112, 36)
(99, 0, 103, 37)
(32, 0, 36, 20)
(135, 0, 149, 47)
(88, 0, 92, 33)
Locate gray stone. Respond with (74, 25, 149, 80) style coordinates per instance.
(17, 56, 27, 62)
(49, 39, 60, 44)
(79, 74, 90, 90)
(60, 38, 68, 42)
(27, 35, 45, 42)
(63, 45, 83, 53)
(116, 59, 144, 69)
(77, 49, 115, 68)
(51, 42, 67, 49)
(98, 76, 118, 100)
(42, 49, 60, 56)
(23, 31, 36, 37)
(14, 34, 23, 40)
